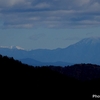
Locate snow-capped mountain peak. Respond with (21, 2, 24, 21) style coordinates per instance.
(0, 46, 10, 48)
(0, 46, 25, 50)
(75, 37, 100, 45)
(10, 46, 25, 50)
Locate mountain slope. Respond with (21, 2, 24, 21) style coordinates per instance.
(28, 37, 100, 64)
(59, 37, 100, 64)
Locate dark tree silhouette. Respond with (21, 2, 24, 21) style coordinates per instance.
(0, 54, 100, 99)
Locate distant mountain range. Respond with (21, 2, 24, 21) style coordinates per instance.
(0, 37, 100, 66)
(20, 58, 72, 66)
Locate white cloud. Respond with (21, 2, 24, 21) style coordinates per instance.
(89, 2, 100, 11)
(0, 0, 100, 28)
(0, 0, 25, 7)
(34, 2, 50, 9)
(76, 0, 90, 6)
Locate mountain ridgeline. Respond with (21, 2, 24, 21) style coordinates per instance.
(0, 37, 100, 66)
(0, 54, 100, 99)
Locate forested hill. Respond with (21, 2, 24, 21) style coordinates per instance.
(50, 64, 100, 81)
(0, 54, 100, 99)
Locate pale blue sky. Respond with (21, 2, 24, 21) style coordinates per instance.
(0, 0, 100, 50)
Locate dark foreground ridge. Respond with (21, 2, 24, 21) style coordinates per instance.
(0, 54, 100, 99)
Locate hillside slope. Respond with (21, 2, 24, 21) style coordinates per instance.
(0, 54, 100, 99)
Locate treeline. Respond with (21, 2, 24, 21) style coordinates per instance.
(0, 54, 100, 99)
(50, 63, 100, 81)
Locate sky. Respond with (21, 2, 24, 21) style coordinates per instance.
(0, 0, 100, 50)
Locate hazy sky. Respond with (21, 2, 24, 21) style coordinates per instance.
(0, 0, 100, 50)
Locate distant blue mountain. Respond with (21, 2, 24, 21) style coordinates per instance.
(20, 58, 72, 67)
(0, 37, 100, 65)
